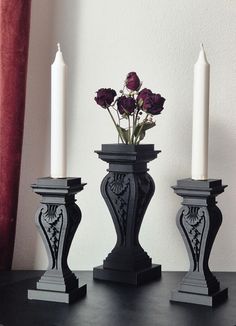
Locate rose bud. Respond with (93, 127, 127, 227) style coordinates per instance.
(137, 88, 152, 108)
(117, 96, 136, 115)
(125, 72, 141, 91)
(145, 93, 165, 115)
(95, 88, 117, 108)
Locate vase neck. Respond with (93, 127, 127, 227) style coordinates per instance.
(108, 162, 149, 173)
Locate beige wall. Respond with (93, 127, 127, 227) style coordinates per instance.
(13, 0, 236, 271)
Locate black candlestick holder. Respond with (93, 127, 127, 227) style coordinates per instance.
(170, 178, 228, 306)
(28, 177, 87, 303)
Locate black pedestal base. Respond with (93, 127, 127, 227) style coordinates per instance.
(93, 264, 161, 285)
(28, 284, 87, 304)
(170, 287, 228, 307)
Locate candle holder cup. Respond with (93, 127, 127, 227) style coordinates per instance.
(28, 177, 87, 304)
(170, 178, 228, 307)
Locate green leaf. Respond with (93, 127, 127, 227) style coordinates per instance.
(133, 121, 156, 142)
(143, 121, 156, 131)
(116, 125, 129, 144)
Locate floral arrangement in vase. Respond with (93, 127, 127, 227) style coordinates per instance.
(95, 72, 165, 144)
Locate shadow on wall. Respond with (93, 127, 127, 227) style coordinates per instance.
(209, 118, 236, 268)
(12, 0, 55, 269)
(210, 118, 236, 181)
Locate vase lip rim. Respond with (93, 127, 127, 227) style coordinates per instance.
(95, 143, 161, 155)
(95, 144, 161, 164)
(100, 143, 154, 146)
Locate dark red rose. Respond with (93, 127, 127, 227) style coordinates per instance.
(95, 88, 117, 108)
(137, 88, 152, 108)
(125, 72, 141, 91)
(144, 93, 165, 115)
(117, 96, 136, 115)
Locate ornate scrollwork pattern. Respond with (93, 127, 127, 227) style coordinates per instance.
(135, 173, 155, 235)
(104, 173, 130, 245)
(181, 206, 205, 271)
(103, 172, 154, 247)
(39, 204, 64, 269)
(109, 173, 129, 195)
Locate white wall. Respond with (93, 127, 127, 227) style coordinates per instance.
(13, 0, 236, 271)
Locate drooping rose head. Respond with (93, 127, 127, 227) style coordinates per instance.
(95, 88, 117, 108)
(137, 88, 153, 109)
(117, 96, 136, 115)
(125, 72, 141, 91)
(144, 93, 165, 115)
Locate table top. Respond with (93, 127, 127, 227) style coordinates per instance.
(0, 271, 235, 326)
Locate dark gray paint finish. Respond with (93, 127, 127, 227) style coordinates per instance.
(94, 144, 162, 285)
(27, 177, 87, 303)
(171, 178, 228, 306)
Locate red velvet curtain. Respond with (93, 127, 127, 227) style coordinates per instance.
(0, 0, 32, 269)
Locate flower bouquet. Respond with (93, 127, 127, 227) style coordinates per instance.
(95, 72, 165, 144)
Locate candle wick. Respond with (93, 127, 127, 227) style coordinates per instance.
(200, 43, 204, 51)
(57, 43, 61, 52)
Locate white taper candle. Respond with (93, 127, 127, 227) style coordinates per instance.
(191, 44, 210, 180)
(51, 43, 67, 178)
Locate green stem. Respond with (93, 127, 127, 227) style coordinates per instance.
(131, 113, 135, 144)
(114, 105, 122, 144)
(134, 113, 149, 144)
(128, 115, 131, 144)
(107, 108, 124, 143)
(131, 109, 140, 143)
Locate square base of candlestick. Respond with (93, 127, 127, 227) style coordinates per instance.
(93, 264, 161, 285)
(170, 287, 228, 307)
(28, 284, 87, 304)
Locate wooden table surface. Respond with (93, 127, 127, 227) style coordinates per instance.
(0, 271, 235, 326)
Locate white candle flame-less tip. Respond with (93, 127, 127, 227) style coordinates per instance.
(57, 43, 61, 52)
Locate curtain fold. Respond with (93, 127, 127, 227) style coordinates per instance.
(0, 0, 32, 269)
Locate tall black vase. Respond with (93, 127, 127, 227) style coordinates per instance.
(93, 144, 162, 285)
